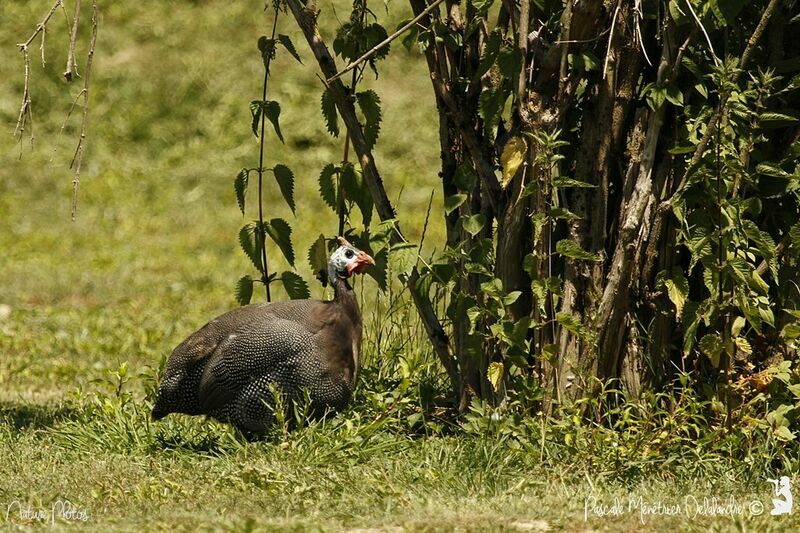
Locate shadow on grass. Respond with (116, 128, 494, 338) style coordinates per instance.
(0, 401, 79, 430)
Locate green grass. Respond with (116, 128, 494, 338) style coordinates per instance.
(1, 1, 798, 530)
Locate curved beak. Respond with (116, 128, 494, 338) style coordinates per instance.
(348, 250, 375, 275)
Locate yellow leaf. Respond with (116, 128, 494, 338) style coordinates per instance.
(488, 361, 504, 392)
(735, 337, 752, 356)
(501, 136, 527, 188)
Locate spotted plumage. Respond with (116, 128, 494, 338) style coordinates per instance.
(152, 237, 374, 433)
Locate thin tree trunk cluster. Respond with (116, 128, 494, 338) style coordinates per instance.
(289, 0, 799, 411)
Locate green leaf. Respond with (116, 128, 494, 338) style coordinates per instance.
(234, 168, 249, 215)
(479, 86, 507, 132)
(549, 207, 582, 220)
(476, 29, 502, 77)
(257, 36, 276, 66)
(444, 194, 467, 215)
(756, 163, 794, 179)
(389, 242, 417, 276)
(709, 0, 752, 26)
(455, 162, 477, 192)
(341, 163, 372, 226)
(556, 312, 590, 340)
(552, 177, 597, 188)
(308, 234, 329, 278)
(461, 214, 487, 237)
(235, 276, 254, 306)
(264, 218, 294, 267)
(497, 45, 522, 80)
(272, 164, 296, 214)
(239, 223, 263, 272)
(665, 271, 689, 316)
(356, 90, 382, 149)
(319, 163, 339, 211)
(790, 223, 800, 257)
(682, 301, 701, 355)
(249, 100, 262, 137)
(281, 271, 310, 299)
(277, 34, 302, 63)
(568, 51, 600, 72)
(760, 111, 800, 128)
(472, 0, 495, 17)
(699, 333, 723, 367)
(665, 85, 684, 107)
(321, 88, 339, 137)
(773, 425, 796, 442)
(262, 101, 284, 143)
(556, 239, 602, 262)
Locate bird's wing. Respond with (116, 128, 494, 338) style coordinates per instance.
(197, 313, 318, 413)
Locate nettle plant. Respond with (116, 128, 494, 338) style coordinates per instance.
(234, 1, 308, 304)
(238, 0, 800, 422)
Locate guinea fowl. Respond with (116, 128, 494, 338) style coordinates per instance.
(151, 237, 374, 433)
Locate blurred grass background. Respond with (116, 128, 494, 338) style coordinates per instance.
(0, 0, 443, 400)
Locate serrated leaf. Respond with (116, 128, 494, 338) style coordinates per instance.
(257, 36, 276, 66)
(556, 312, 590, 340)
(734, 337, 752, 356)
(281, 271, 310, 299)
(552, 177, 597, 188)
(389, 242, 417, 276)
(239, 223, 263, 272)
(250, 100, 262, 137)
(234, 168, 249, 215)
(757, 162, 794, 179)
(549, 207, 582, 220)
(665, 272, 689, 316)
(760, 112, 800, 127)
(699, 333, 723, 367)
(235, 276, 254, 305)
(321, 88, 339, 137)
(341, 162, 373, 226)
(497, 45, 522, 79)
(501, 136, 527, 188)
(264, 218, 294, 267)
(308, 233, 329, 278)
(487, 361, 504, 393)
(479, 86, 506, 131)
(262, 101, 284, 143)
(356, 90, 382, 149)
(272, 164, 296, 214)
(277, 34, 302, 63)
(556, 239, 602, 262)
(444, 194, 467, 215)
(476, 29, 502, 77)
(319, 163, 339, 211)
(461, 214, 487, 237)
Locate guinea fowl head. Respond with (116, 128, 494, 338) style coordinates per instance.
(327, 237, 375, 283)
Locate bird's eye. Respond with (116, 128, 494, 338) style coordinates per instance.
(345, 249, 354, 259)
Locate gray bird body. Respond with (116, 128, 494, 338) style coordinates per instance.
(152, 276, 362, 433)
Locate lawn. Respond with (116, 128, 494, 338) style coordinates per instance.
(0, 1, 797, 530)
